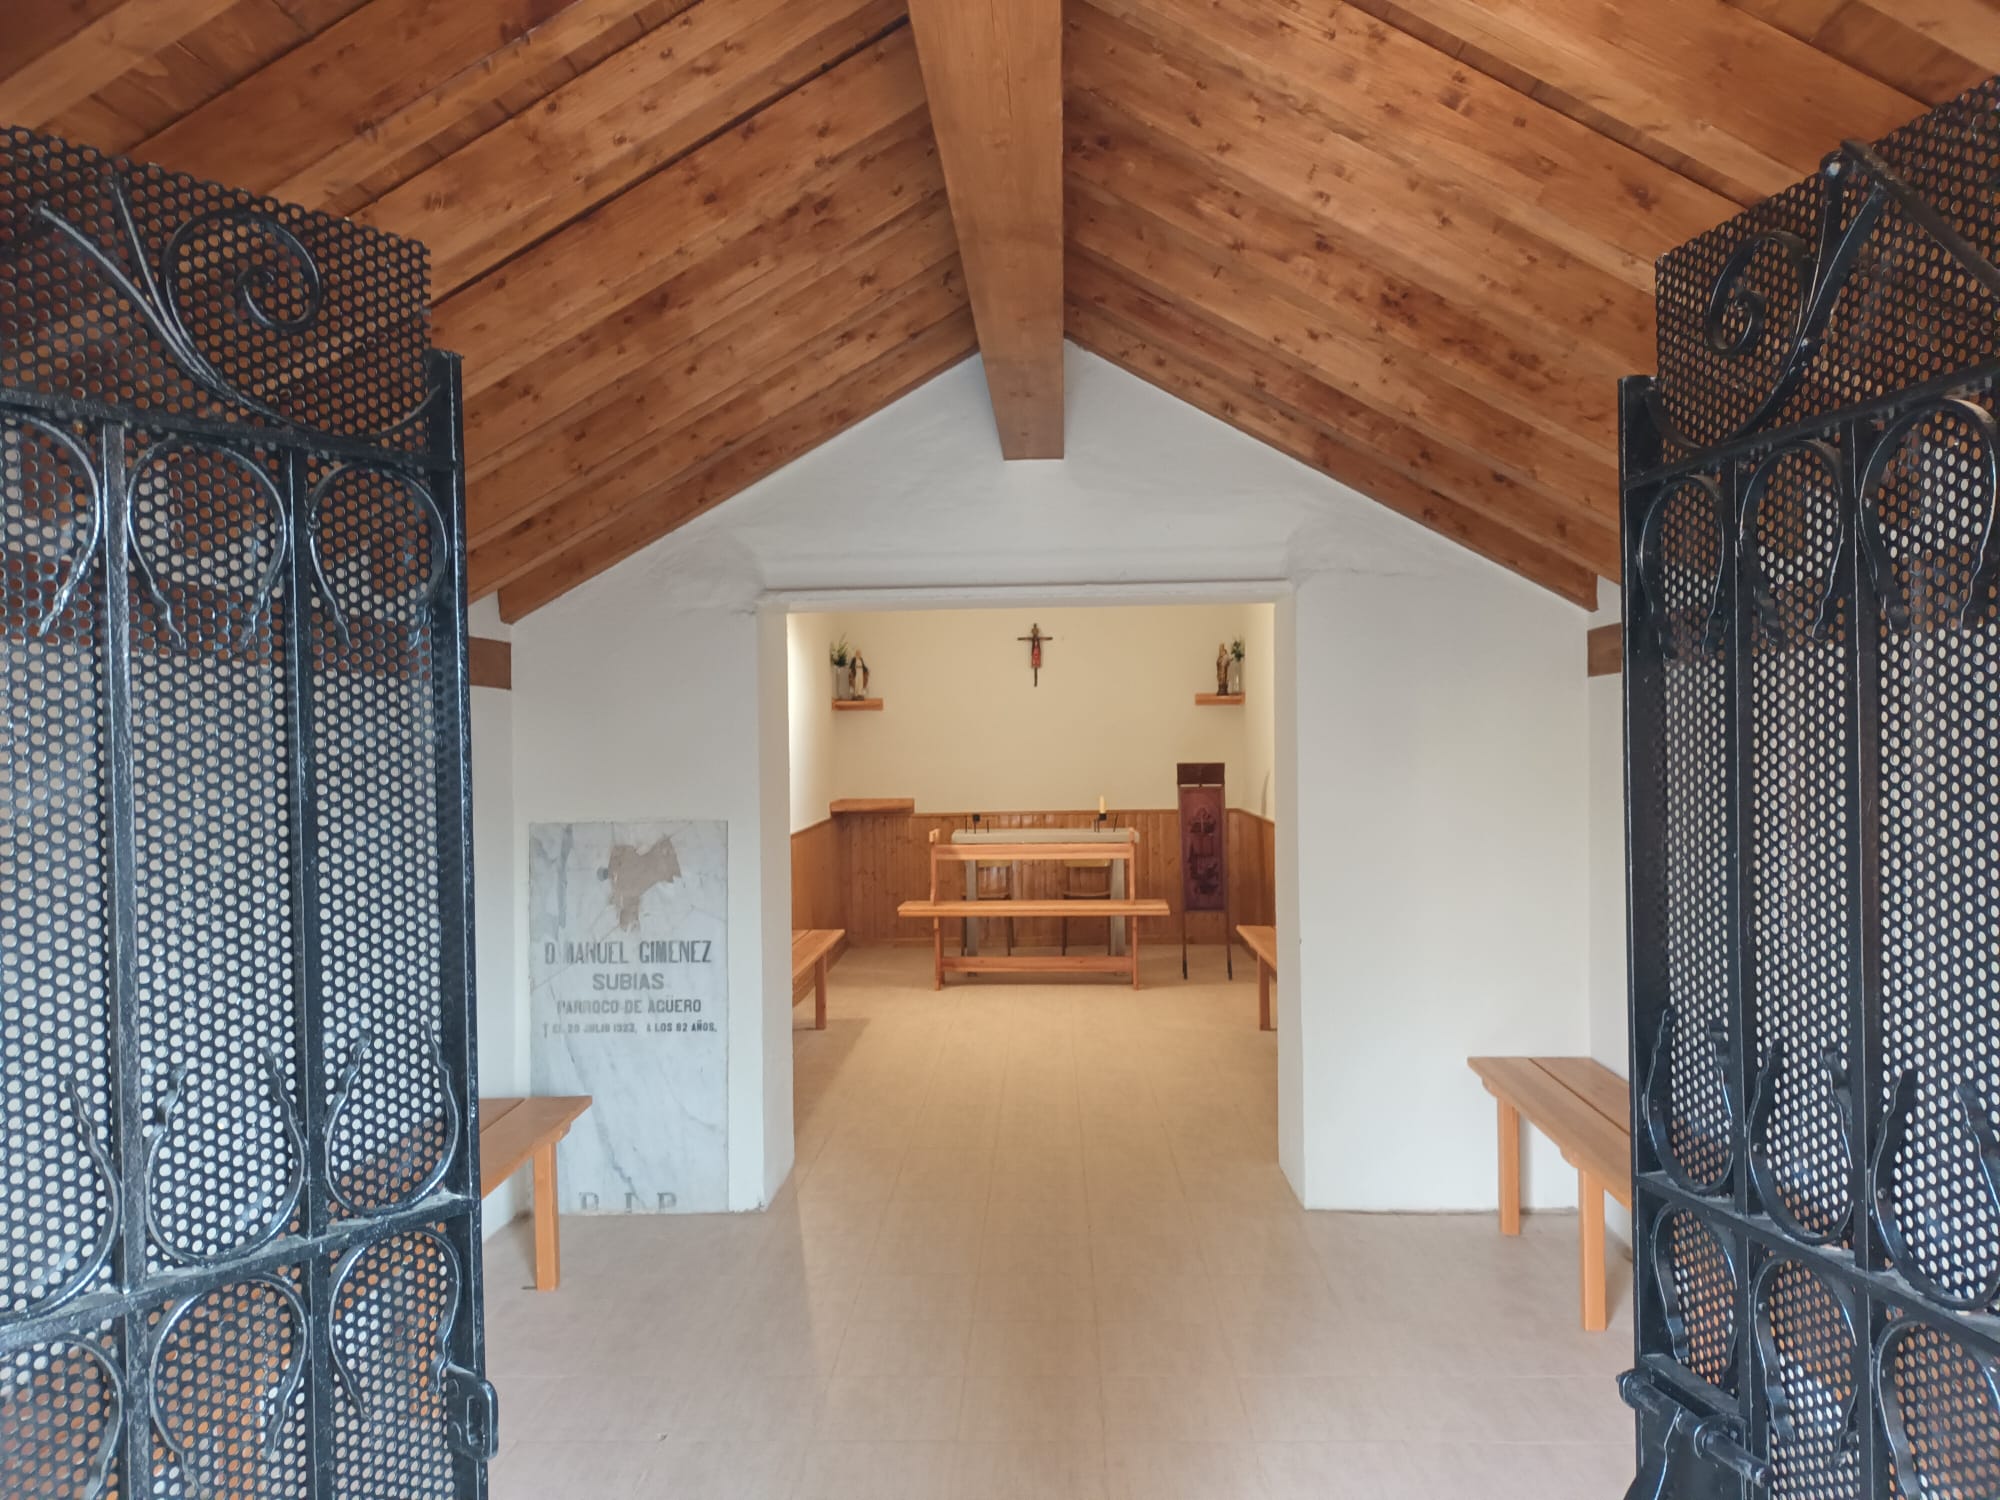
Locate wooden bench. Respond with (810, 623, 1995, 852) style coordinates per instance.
(480, 1095, 591, 1292)
(1467, 1056, 1631, 1332)
(897, 898, 1172, 988)
(1236, 924, 1277, 1031)
(792, 928, 844, 1029)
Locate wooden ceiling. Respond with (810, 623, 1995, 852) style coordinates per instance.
(3, 1, 1992, 617)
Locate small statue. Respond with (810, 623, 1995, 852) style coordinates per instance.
(852, 652, 871, 697)
(1216, 643, 1229, 695)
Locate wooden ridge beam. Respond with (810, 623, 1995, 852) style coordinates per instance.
(496, 308, 979, 619)
(1067, 250, 1619, 578)
(1068, 299, 1595, 607)
(0, 0, 241, 128)
(434, 26, 929, 399)
(470, 194, 959, 545)
(360, 0, 906, 297)
(1337, 0, 1924, 204)
(1065, 178, 1620, 526)
(470, 258, 969, 596)
(1066, 2, 1655, 373)
(1731, 0, 1992, 103)
(463, 124, 947, 483)
(907, 0, 1064, 458)
(1064, 92, 1625, 465)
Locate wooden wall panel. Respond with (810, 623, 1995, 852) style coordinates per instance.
(1227, 808, 1278, 929)
(790, 817, 844, 932)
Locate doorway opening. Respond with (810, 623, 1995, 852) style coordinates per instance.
(779, 598, 1286, 1203)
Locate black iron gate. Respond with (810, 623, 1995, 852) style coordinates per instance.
(0, 130, 494, 1497)
(1620, 81, 2000, 1499)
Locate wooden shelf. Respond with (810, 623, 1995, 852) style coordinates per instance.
(830, 797, 915, 815)
(1195, 693, 1244, 706)
(832, 698, 883, 711)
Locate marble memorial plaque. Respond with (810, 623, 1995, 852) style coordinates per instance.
(528, 820, 727, 1213)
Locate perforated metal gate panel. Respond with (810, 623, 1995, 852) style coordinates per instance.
(0, 130, 492, 1498)
(1621, 80, 2000, 1499)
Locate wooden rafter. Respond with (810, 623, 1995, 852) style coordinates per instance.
(0, 0, 241, 127)
(907, 0, 1065, 458)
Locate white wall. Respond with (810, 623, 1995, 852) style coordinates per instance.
(785, 614, 835, 833)
(789, 603, 1275, 819)
(510, 596, 792, 1212)
(1288, 568, 1588, 1209)
(1586, 585, 1632, 1246)
(502, 345, 1598, 1215)
(468, 597, 524, 1236)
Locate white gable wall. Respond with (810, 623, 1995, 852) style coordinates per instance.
(503, 345, 1595, 1212)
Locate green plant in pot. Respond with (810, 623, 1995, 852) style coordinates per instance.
(830, 636, 852, 700)
(1227, 637, 1245, 695)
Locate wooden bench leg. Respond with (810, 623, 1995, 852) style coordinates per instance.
(532, 1141, 561, 1292)
(933, 920, 943, 991)
(1130, 915, 1140, 989)
(814, 954, 828, 1030)
(1496, 1098, 1522, 1236)
(1579, 1170, 1607, 1332)
(1258, 958, 1273, 1031)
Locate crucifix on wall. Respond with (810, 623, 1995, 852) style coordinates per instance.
(1017, 623, 1054, 685)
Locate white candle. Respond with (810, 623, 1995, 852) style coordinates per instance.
(1098, 795, 1106, 815)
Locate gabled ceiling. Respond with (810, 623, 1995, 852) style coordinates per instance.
(3, 0, 1990, 618)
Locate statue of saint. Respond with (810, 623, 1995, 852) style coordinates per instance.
(1216, 644, 1229, 695)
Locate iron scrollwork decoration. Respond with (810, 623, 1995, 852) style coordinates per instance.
(1622, 77, 2000, 1500)
(0, 128, 488, 1500)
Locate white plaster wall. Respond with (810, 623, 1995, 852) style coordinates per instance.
(1288, 566, 1588, 1210)
(1586, 584, 1633, 1246)
(785, 614, 835, 833)
(502, 345, 1598, 1214)
(788, 603, 1275, 817)
(510, 595, 790, 1212)
(468, 597, 524, 1237)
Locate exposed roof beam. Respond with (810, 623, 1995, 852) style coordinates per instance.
(907, 0, 1064, 458)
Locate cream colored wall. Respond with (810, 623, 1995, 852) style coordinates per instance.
(790, 603, 1276, 818)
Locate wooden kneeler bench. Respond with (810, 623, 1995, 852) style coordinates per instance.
(792, 928, 844, 1029)
(481, 1095, 591, 1291)
(1468, 1057, 1631, 1331)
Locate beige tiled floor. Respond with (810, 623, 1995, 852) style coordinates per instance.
(483, 945, 1635, 1499)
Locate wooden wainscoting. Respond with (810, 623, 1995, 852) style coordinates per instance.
(790, 817, 844, 932)
(793, 805, 1281, 952)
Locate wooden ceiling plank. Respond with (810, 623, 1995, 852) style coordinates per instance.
(1891, 0, 2000, 71)
(1068, 299, 1595, 606)
(472, 260, 968, 595)
(463, 124, 944, 470)
(1066, 180, 1619, 521)
(1066, 1, 1655, 370)
(907, 0, 1064, 458)
(1817, 4, 1991, 101)
(494, 308, 980, 618)
(470, 194, 959, 543)
(1335, 0, 1924, 204)
(269, 0, 695, 211)
(0, 0, 243, 126)
(435, 28, 929, 399)
(1064, 94, 1625, 462)
(361, 0, 906, 297)
(1067, 250, 1619, 577)
(1085, 0, 1731, 277)
(132, 0, 590, 195)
